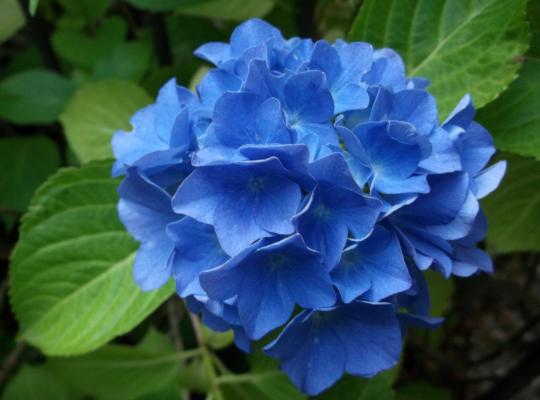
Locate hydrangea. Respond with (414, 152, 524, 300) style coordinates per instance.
(113, 19, 506, 395)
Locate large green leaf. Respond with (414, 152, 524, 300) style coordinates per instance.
(127, 0, 274, 18)
(218, 372, 305, 400)
(60, 80, 151, 163)
(348, 0, 529, 116)
(0, 0, 24, 44)
(9, 160, 173, 355)
(0, 69, 75, 124)
(92, 41, 152, 82)
(0, 135, 60, 213)
(315, 369, 397, 400)
(57, 0, 110, 23)
(477, 2, 540, 160)
(46, 345, 199, 399)
(3, 365, 71, 400)
(483, 153, 540, 253)
(176, 0, 274, 21)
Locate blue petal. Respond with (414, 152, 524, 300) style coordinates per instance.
(112, 105, 166, 177)
(118, 167, 177, 241)
(167, 217, 229, 297)
(308, 152, 361, 192)
(283, 71, 334, 123)
(455, 122, 495, 175)
(230, 18, 282, 57)
(332, 226, 411, 303)
(443, 94, 475, 129)
(266, 311, 346, 396)
(473, 160, 506, 199)
(154, 79, 196, 143)
(363, 49, 406, 91)
(197, 68, 241, 109)
(133, 240, 173, 291)
(194, 42, 231, 66)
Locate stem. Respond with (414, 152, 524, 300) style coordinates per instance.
(189, 312, 225, 400)
(0, 342, 26, 387)
(17, 0, 61, 72)
(167, 298, 189, 400)
(148, 12, 172, 67)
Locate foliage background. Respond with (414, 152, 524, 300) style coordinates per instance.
(0, 0, 539, 399)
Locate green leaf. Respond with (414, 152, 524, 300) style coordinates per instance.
(3, 365, 70, 400)
(477, 2, 540, 160)
(127, 0, 191, 11)
(483, 153, 540, 253)
(93, 41, 152, 82)
(0, 0, 24, 44)
(348, 0, 529, 116)
(0, 135, 60, 213)
(0, 69, 75, 124)
(9, 160, 173, 355)
(60, 80, 151, 163)
(52, 16, 127, 68)
(425, 270, 454, 316)
(315, 370, 396, 400)
(29, 0, 38, 15)
(201, 324, 234, 350)
(396, 381, 451, 400)
(176, 0, 275, 21)
(218, 372, 306, 400)
(57, 0, 110, 23)
(46, 344, 199, 399)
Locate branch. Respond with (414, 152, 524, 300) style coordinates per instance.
(0, 342, 26, 387)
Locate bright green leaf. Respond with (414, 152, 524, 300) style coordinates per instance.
(46, 344, 198, 399)
(0, 135, 60, 213)
(29, 0, 38, 15)
(483, 153, 540, 253)
(9, 160, 173, 355)
(477, 2, 540, 160)
(93, 41, 152, 82)
(201, 324, 234, 350)
(176, 0, 275, 21)
(60, 80, 151, 163)
(0, 0, 24, 44)
(349, 0, 529, 116)
(0, 69, 75, 124)
(3, 365, 70, 400)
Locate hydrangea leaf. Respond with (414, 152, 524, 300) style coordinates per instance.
(0, 69, 75, 124)
(0, 135, 60, 213)
(218, 372, 305, 400)
(348, 0, 529, 116)
(0, 0, 24, 44)
(483, 153, 540, 253)
(176, 0, 275, 21)
(477, 3, 540, 160)
(127, 0, 274, 19)
(92, 41, 152, 82)
(9, 160, 173, 355)
(313, 369, 396, 400)
(61, 80, 151, 163)
(45, 331, 197, 400)
(57, 0, 110, 23)
(2, 365, 70, 400)
(52, 16, 126, 68)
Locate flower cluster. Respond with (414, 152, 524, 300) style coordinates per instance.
(113, 19, 505, 395)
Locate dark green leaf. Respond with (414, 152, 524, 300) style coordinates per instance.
(218, 371, 306, 400)
(9, 160, 173, 355)
(348, 0, 529, 115)
(483, 153, 540, 252)
(425, 270, 454, 316)
(52, 16, 127, 68)
(57, 0, 110, 23)
(0, 69, 75, 124)
(93, 41, 152, 82)
(47, 344, 198, 399)
(3, 365, 71, 400)
(0, 135, 60, 213)
(60, 80, 151, 163)
(396, 381, 452, 400)
(176, 0, 275, 21)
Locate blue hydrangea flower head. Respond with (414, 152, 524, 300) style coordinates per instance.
(113, 18, 506, 395)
